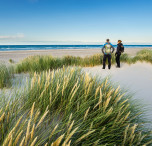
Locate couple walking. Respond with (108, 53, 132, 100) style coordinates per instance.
(101, 39, 124, 69)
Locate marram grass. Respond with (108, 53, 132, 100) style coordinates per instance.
(15, 49, 152, 73)
(0, 63, 13, 88)
(15, 54, 103, 73)
(1, 67, 151, 145)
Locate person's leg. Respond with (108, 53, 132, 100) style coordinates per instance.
(103, 54, 106, 69)
(116, 54, 121, 67)
(116, 54, 119, 67)
(108, 55, 111, 69)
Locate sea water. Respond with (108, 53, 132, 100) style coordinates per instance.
(0, 45, 152, 51)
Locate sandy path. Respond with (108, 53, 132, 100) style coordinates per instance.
(83, 62, 152, 127)
(0, 47, 152, 63)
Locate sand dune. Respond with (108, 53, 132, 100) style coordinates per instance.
(83, 62, 152, 125)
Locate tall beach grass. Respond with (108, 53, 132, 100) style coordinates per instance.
(15, 49, 152, 73)
(0, 63, 13, 88)
(0, 49, 152, 145)
(15, 54, 103, 73)
(1, 67, 151, 145)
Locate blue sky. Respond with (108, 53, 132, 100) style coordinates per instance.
(0, 0, 152, 45)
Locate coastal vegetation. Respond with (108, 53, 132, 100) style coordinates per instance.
(0, 64, 13, 88)
(0, 49, 152, 145)
(0, 67, 152, 145)
(15, 49, 152, 73)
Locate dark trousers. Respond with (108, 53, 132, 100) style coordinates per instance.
(115, 53, 121, 67)
(103, 54, 111, 69)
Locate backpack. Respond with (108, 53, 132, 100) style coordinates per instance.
(120, 44, 124, 53)
(105, 44, 111, 54)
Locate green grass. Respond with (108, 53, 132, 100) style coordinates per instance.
(0, 64, 13, 88)
(133, 49, 152, 63)
(0, 49, 152, 145)
(9, 59, 15, 64)
(15, 54, 103, 73)
(14, 49, 152, 73)
(0, 67, 151, 145)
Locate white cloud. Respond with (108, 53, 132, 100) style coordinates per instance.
(0, 33, 24, 39)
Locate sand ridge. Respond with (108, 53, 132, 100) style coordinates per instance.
(83, 62, 152, 123)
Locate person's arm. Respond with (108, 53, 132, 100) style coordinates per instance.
(101, 45, 105, 54)
(111, 44, 115, 53)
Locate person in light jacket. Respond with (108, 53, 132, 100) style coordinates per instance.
(101, 39, 115, 69)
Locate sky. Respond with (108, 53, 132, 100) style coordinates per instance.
(0, 0, 152, 45)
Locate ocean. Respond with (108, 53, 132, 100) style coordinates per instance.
(0, 45, 152, 51)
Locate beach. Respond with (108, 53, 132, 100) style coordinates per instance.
(0, 47, 152, 144)
(1, 47, 152, 63)
(1, 48, 152, 119)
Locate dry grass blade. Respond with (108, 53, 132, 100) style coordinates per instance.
(122, 124, 130, 146)
(67, 113, 72, 128)
(95, 86, 100, 99)
(49, 124, 59, 140)
(63, 127, 78, 146)
(25, 119, 31, 145)
(15, 130, 23, 145)
(51, 134, 65, 146)
(122, 111, 131, 123)
(36, 110, 49, 129)
(100, 127, 105, 134)
(31, 124, 35, 140)
(75, 130, 95, 144)
(30, 102, 35, 119)
(66, 140, 71, 146)
(19, 136, 25, 146)
(143, 139, 152, 146)
(30, 136, 38, 146)
(70, 85, 80, 102)
(67, 120, 74, 136)
(34, 110, 40, 123)
(8, 135, 12, 146)
(103, 96, 111, 112)
(84, 107, 90, 121)
(0, 112, 5, 122)
(93, 139, 100, 146)
(130, 124, 138, 140)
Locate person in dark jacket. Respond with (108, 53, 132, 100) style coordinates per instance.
(101, 39, 115, 69)
(115, 40, 123, 68)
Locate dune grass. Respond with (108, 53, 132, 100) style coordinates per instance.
(1, 67, 151, 145)
(0, 49, 152, 145)
(0, 64, 13, 88)
(133, 49, 152, 63)
(15, 54, 103, 73)
(15, 49, 152, 74)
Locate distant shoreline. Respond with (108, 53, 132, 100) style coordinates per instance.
(0, 47, 152, 63)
